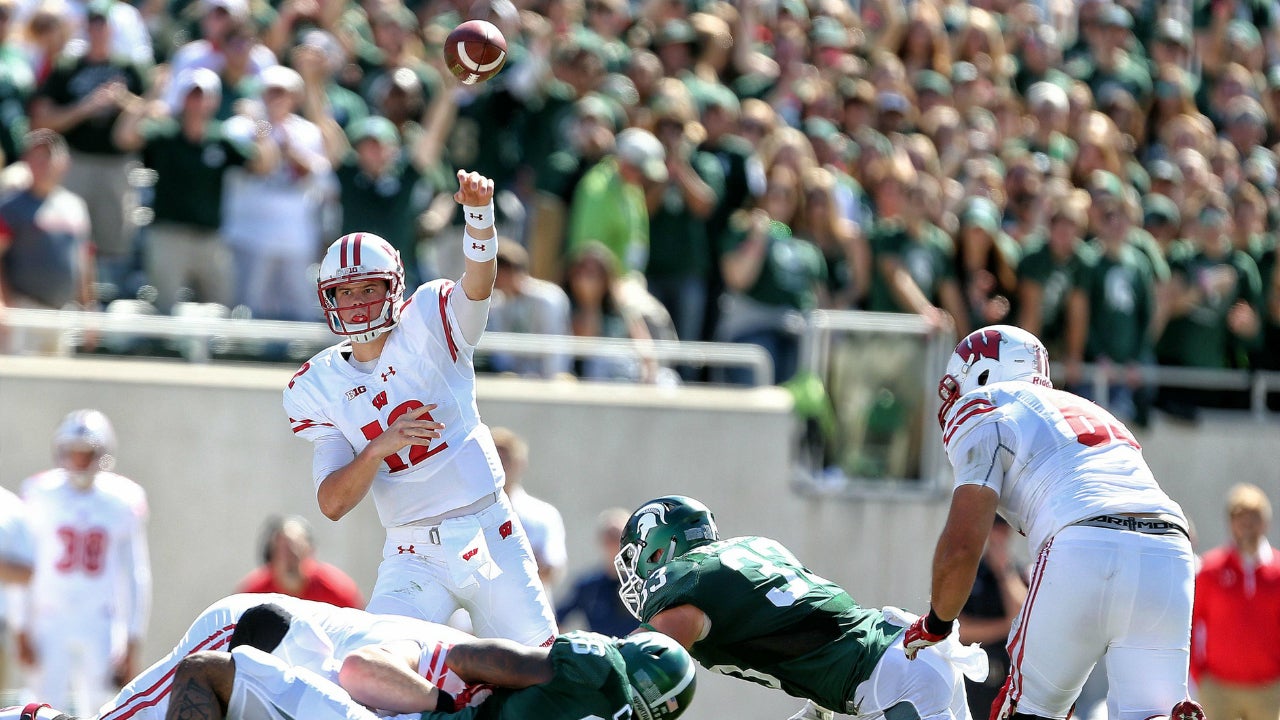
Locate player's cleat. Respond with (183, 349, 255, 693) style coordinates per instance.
(1170, 700, 1206, 720)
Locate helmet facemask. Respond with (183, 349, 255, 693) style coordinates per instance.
(316, 233, 406, 343)
(615, 497, 719, 619)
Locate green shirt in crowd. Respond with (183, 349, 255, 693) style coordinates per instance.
(720, 218, 826, 311)
(1157, 242, 1263, 368)
(1076, 241, 1155, 363)
(864, 219, 956, 314)
(139, 117, 251, 229)
(568, 157, 649, 273)
(647, 149, 724, 281)
(1016, 235, 1096, 357)
(36, 55, 147, 155)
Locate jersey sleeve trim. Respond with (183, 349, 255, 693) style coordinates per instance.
(289, 417, 335, 434)
(437, 281, 459, 363)
(943, 397, 995, 446)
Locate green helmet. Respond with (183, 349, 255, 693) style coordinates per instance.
(617, 632, 697, 720)
(615, 496, 719, 618)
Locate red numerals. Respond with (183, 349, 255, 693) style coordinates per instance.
(288, 362, 312, 389)
(54, 527, 107, 574)
(360, 400, 449, 473)
(1056, 402, 1140, 450)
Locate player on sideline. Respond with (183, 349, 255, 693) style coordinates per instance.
(20, 410, 151, 715)
(282, 170, 556, 646)
(615, 495, 986, 720)
(160, 629, 694, 720)
(902, 325, 1204, 720)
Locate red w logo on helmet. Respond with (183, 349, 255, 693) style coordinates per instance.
(956, 329, 1003, 362)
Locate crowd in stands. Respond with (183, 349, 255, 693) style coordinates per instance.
(1, 0, 1279, 418)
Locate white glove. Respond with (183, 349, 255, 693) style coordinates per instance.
(787, 700, 834, 720)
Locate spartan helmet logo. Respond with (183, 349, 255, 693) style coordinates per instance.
(634, 502, 668, 545)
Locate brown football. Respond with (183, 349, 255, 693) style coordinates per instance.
(443, 20, 508, 85)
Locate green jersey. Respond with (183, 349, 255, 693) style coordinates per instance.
(419, 632, 635, 720)
(635, 536, 900, 713)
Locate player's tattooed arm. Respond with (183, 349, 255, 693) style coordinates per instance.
(446, 638, 554, 689)
(164, 652, 233, 720)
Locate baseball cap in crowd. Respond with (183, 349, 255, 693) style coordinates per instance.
(260, 65, 305, 95)
(697, 83, 739, 116)
(803, 117, 840, 142)
(1142, 194, 1180, 227)
(655, 19, 696, 47)
(1100, 4, 1132, 29)
(86, 0, 112, 19)
(1154, 18, 1192, 49)
(348, 115, 400, 147)
(952, 61, 979, 86)
(1027, 81, 1068, 113)
(168, 67, 221, 110)
(810, 16, 848, 50)
(576, 93, 620, 130)
(915, 70, 952, 98)
(371, 3, 416, 30)
(1089, 170, 1126, 199)
(877, 91, 910, 115)
(839, 77, 876, 107)
(1226, 96, 1268, 127)
(960, 197, 1002, 235)
(202, 0, 248, 18)
(776, 0, 808, 21)
(615, 127, 667, 183)
(1147, 158, 1183, 185)
(1227, 19, 1262, 50)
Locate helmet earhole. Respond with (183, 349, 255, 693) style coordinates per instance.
(978, 370, 990, 386)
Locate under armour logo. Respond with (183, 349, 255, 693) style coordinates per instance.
(397, 545, 415, 554)
(381, 366, 396, 382)
(471, 242, 486, 251)
(468, 212, 484, 220)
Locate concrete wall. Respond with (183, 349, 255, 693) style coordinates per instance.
(1, 356, 1277, 720)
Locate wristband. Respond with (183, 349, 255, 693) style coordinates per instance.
(924, 608, 951, 635)
(463, 230, 497, 262)
(462, 202, 496, 230)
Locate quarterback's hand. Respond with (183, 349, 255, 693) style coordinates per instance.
(903, 613, 951, 660)
(454, 170, 495, 207)
(367, 404, 443, 456)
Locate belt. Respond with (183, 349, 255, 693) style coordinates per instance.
(391, 491, 501, 546)
(1073, 514, 1189, 539)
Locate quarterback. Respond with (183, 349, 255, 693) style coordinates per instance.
(904, 325, 1204, 720)
(616, 495, 985, 720)
(282, 170, 555, 645)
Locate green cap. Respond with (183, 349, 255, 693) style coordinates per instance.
(1142, 193, 1179, 227)
(87, 0, 113, 18)
(1267, 65, 1280, 89)
(656, 19, 696, 46)
(697, 82, 740, 115)
(810, 17, 847, 49)
(1089, 169, 1125, 199)
(1100, 4, 1132, 28)
(960, 197, 1001, 234)
(803, 117, 840, 142)
(777, 0, 808, 21)
(915, 69, 952, 97)
(1227, 19, 1261, 49)
(576, 93, 618, 128)
(348, 115, 400, 147)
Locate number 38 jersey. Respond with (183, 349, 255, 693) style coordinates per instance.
(636, 536, 899, 712)
(942, 382, 1186, 554)
(284, 280, 503, 527)
(420, 632, 634, 720)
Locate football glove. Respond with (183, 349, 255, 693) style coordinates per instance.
(903, 610, 952, 660)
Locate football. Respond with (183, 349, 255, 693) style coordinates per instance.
(444, 20, 508, 86)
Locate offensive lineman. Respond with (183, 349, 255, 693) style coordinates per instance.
(615, 495, 984, 720)
(19, 410, 151, 715)
(161, 630, 694, 720)
(282, 170, 556, 645)
(902, 325, 1204, 720)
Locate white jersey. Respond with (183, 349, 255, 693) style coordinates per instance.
(0, 485, 34, 623)
(284, 280, 504, 527)
(941, 382, 1185, 554)
(101, 593, 488, 720)
(21, 469, 151, 641)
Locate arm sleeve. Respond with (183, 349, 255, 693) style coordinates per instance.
(123, 494, 152, 640)
(312, 429, 357, 490)
(449, 278, 492, 347)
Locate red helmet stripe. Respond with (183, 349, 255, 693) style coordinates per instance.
(339, 236, 350, 268)
(353, 233, 363, 266)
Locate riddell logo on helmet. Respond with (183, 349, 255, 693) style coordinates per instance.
(956, 329, 1002, 361)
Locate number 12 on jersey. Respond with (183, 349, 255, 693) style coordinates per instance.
(360, 399, 448, 473)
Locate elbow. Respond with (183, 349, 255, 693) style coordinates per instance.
(338, 650, 378, 701)
(317, 494, 349, 521)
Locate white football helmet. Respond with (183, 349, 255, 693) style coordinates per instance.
(317, 232, 405, 343)
(54, 409, 116, 487)
(938, 325, 1052, 427)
